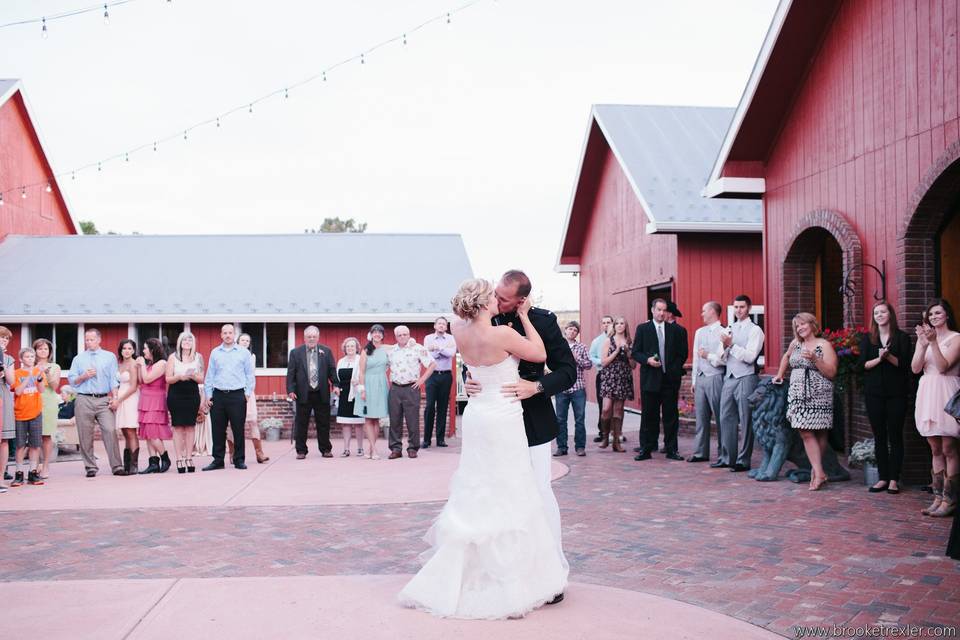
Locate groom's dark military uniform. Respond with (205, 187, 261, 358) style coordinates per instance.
(492, 308, 577, 447)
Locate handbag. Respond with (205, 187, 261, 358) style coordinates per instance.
(946, 388, 960, 423)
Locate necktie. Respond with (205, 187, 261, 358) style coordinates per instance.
(308, 349, 319, 388)
(657, 323, 666, 372)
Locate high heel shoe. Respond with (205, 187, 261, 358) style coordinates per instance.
(808, 475, 828, 491)
(177, 460, 186, 474)
(186, 458, 195, 473)
(341, 450, 350, 457)
(358, 448, 364, 456)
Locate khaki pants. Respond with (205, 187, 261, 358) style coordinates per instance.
(75, 394, 123, 473)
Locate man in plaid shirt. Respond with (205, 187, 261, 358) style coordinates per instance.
(554, 321, 593, 457)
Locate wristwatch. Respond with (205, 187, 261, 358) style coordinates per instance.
(535, 381, 544, 394)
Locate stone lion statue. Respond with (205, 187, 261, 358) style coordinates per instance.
(747, 378, 851, 483)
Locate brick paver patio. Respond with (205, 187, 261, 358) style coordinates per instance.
(2, 404, 957, 638)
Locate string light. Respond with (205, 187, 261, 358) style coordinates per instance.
(0, 0, 490, 201)
(103, 4, 110, 25)
(41, 17, 48, 39)
(45, 182, 52, 193)
(1, 1, 144, 33)
(21, 186, 27, 198)
(0, 193, 4, 206)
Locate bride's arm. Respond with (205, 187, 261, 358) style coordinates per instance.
(498, 301, 546, 363)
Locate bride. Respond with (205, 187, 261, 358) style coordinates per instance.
(398, 278, 569, 619)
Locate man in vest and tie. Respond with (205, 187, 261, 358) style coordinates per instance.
(689, 301, 726, 463)
(716, 295, 764, 472)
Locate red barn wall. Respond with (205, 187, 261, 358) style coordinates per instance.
(578, 146, 678, 408)
(0, 93, 75, 239)
(762, 0, 960, 360)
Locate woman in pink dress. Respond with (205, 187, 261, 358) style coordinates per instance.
(911, 299, 960, 518)
(137, 338, 172, 474)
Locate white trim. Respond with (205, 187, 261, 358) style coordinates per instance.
(645, 220, 763, 234)
(127, 323, 135, 339)
(20, 323, 30, 347)
(287, 322, 296, 352)
(258, 368, 287, 376)
(554, 263, 581, 274)
(554, 109, 598, 272)
(0, 313, 446, 324)
(705, 0, 793, 192)
(701, 177, 766, 199)
(592, 107, 657, 227)
(77, 323, 84, 354)
(0, 80, 81, 235)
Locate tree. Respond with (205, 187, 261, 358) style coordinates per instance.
(79, 220, 99, 235)
(305, 217, 368, 233)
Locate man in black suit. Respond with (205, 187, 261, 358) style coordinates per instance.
(286, 325, 339, 459)
(631, 298, 688, 461)
(464, 270, 576, 605)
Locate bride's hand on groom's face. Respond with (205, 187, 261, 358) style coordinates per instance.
(517, 296, 532, 316)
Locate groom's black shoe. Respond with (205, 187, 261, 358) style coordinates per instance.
(633, 449, 652, 461)
(546, 593, 564, 605)
(553, 449, 568, 457)
(664, 452, 684, 461)
(688, 456, 708, 463)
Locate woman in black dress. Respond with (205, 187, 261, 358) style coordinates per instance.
(857, 301, 911, 494)
(337, 337, 365, 456)
(165, 332, 204, 473)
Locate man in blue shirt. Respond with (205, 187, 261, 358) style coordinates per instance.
(588, 315, 613, 443)
(202, 324, 255, 471)
(68, 328, 125, 477)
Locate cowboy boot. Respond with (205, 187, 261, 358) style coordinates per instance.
(931, 474, 959, 517)
(159, 451, 172, 473)
(227, 439, 235, 458)
(122, 448, 131, 475)
(140, 456, 160, 474)
(598, 418, 611, 449)
(611, 417, 625, 452)
(921, 469, 945, 515)
(253, 438, 269, 464)
(129, 449, 140, 475)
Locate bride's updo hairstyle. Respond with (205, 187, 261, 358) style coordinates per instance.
(451, 278, 493, 320)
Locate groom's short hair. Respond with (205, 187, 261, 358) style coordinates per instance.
(501, 270, 531, 297)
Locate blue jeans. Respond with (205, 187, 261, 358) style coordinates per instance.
(555, 389, 587, 451)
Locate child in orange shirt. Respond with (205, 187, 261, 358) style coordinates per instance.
(11, 347, 46, 486)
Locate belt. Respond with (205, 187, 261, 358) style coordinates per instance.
(214, 388, 245, 394)
(392, 381, 416, 387)
(431, 370, 452, 375)
(78, 392, 108, 398)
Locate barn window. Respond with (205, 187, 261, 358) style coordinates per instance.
(240, 323, 288, 369)
(30, 323, 79, 371)
(136, 323, 185, 356)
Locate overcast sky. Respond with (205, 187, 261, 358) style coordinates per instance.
(1, 0, 776, 310)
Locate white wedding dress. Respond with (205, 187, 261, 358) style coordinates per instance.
(398, 356, 569, 619)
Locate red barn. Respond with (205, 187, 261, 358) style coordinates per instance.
(0, 79, 78, 239)
(556, 105, 764, 409)
(707, 0, 960, 481)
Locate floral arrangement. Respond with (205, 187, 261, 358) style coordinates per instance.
(848, 438, 877, 467)
(678, 398, 694, 419)
(260, 417, 283, 432)
(821, 326, 866, 392)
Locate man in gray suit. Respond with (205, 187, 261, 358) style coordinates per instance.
(688, 301, 725, 463)
(716, 295, 764, 472)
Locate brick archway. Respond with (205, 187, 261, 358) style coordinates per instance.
(781, 210, 863, 352)
(898, 139, 960, 326)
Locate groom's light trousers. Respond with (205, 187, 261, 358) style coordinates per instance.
(529, 441, 569, 572)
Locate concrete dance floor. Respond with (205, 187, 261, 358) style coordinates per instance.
(1, 413, 957, 639)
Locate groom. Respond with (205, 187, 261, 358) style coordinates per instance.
(464, 269, 577, 604)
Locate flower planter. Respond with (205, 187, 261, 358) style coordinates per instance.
(863, 463, 880, 487)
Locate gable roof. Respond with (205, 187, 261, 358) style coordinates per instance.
(0, 233, 473, 321)
(704, 0, 841, 198)
(556, 104, 762, 272)
(0, 79, 80, 234)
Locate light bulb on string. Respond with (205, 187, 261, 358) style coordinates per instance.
(402, 33, 407, 45)
(183, 130, 188, 141)
(125, 153, 129, 162)
(447, 12, 451, 24)
(153, 141, 158, 151)
(21, 186, 27, 198)
(322, 71, 327, 82)
(0, 193, 4, 206)
(248, 103, 253, 114)
(284, 88, 289, 99)
(41, 18, 48, 39)
(360, 53, 365, 65)
(103, 5, 110, 25)
(72, 171, 76, 180)
(97, 162, 102, 172)
(45, 182, 52, 193)
(216, 117, 220, 128)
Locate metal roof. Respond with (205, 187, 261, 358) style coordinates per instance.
(0, 233, 473, 321)
(591, 104, 762, 231)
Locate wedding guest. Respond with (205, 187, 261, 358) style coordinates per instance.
(857, 301, 911, 494)
(354, 324, 389, 460)
(599, 316, 634, 453)
(33, 338, 61, 479)
(0, 327, 15, 488)
(632, 300, 687, 461)
(554, 321, 592, 457)
(336, 337, 364, 457)
(717, 295, 764, 471)
(286, 326, 338, 460)
(68, 328, 125, 477)
(912, 299, 960, 517)
(589, 315, 614, 443)
(423, 317, 457, 449)
(111, 339, 141, 475)
(203, 324, 255, 471)
(689, 302, 725, 463)
(386, 326, 435, 459)
(166, 332, 205, 473)
(773, 313, 838, 491)
(137, 338, 171, 474)
(234, 333, 268, 464)
(11, 347, 46, 486)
